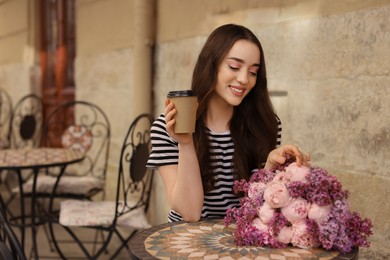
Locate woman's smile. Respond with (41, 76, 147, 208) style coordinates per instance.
(229, 85, 245, 96)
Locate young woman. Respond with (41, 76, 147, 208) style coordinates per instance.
(147, 24, 309, 222)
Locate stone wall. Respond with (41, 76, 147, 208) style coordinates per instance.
(255, 6, 390, 258)
(75, 1, 136, 193)
(76, 48, 135, 197)
(153, 1, 390, 258)
(0, 0, 38, 100)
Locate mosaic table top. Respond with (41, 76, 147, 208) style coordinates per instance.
(130, 218, 358, 260)
(0, 147, 84, 170)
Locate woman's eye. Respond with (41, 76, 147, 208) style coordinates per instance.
(228, 65, 239, 71)
(249, 71, 257, 77)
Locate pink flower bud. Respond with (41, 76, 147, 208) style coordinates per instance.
(248, 182, 266, 199)
(273, 171, 291, 183)
(277, 226, 293, 244)
(286, 162, 310, 183)
(308, 203, 332, 225)
(264, 181, 291, 208)
(291, 220, 320, 248)
(257, 202, 275, 224)
(281, 198, 310, 223)
(252, 218, 269, 232)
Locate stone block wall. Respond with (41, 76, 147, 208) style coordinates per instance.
(255, 6, 390, 258)
(153, 2, 390, 258)
(76, 48, 135, 198)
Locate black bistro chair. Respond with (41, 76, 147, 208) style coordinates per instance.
(15, 100, 110, 253)
(0, 88, 13, 206)
(4, 94, 43, 215)
(20, 100, 111, 201)
(10, 93, 43, 149)
(0, 87, 13, 149)
(0, 196, 26, 260)
(49, 113, 154, 259)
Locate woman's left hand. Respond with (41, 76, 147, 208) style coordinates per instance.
(264, 144, 310, 170)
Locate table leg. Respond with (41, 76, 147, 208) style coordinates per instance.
(48, 165, 68, 259)
(16, 170, 26, 251)
(30, 168, 40, 260)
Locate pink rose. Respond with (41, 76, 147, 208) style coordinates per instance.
(257, 202, 275, 224)
(272, 171, 292, 183)
(291, 220, 320, 248)
(277, 226, 293, 244)
(264, 181, 291, 208)
(252, 218, 269, 232)
(281, 198, 310, 223)
(308, 203, 332, 225)
(248, 182, 266, 199)
(285, 162, 310, 183)
(291, 220, 320, 249)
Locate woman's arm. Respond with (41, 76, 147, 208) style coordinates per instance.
(159, 99, 204, 222)
(159, 141, 204, 222)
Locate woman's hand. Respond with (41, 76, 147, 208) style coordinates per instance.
(264, 144, 310, 170)
(165, 98, 193, 144)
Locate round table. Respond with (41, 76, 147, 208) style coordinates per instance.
(129, 218, 358, 259)
(0, 147, 85, 260)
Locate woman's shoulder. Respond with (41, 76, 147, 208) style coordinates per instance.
(151, 113, 166, 130)
(154, 113, 166, 123)
(150, 113, 178, 145)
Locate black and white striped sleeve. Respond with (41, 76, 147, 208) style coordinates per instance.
(146, 113, 179, 168)
(276, 116, 282, 147)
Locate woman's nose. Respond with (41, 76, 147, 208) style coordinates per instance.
(237, 70, 249, 85)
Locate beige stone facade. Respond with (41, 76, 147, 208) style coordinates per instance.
(1, 0, 389, 258)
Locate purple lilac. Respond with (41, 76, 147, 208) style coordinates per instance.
(287, 181, 307, 198)
(306, 219, 320, 239)
(250, 168, 276, 183)
(268, 211, 289, 236)
(233, 179, 249, 194)
(233, 224, 285, 248)
(305, 168, 349, 205)
(223, 163, 373, 254)
(346, 212, 373, 248)
(317, 200, 355, 253)
(251, 192, 265, 208)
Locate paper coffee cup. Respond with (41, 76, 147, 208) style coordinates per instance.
(167, 90, 197, 133)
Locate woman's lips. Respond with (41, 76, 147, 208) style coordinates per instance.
(230, 86, 245, 96)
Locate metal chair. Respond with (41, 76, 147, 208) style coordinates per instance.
(13, 100, 110, 254)
(49, 113, 154, 259)
(10, 94, 44, 149)
(3, 93, 44, 220)
(0, 195, 26, 260)
(0, 87, 13, 149)
(6, 94, 48, 255)
(7, 93, 44, 193)
(0, 88, 13, 207)
(20, 100, 111, 201)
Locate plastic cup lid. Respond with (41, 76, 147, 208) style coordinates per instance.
(167, 90, 195, 97)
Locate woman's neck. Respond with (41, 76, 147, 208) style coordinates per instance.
(206, 96, 233, 133)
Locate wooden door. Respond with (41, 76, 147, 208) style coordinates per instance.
(40, 0, 76, 147)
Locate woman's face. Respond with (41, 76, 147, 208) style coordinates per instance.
(213, 39, 260, 107)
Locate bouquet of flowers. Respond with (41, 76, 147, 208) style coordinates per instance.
(224, 160, 373, 254)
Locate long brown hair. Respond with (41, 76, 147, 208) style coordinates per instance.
(191, 24, 279, 192)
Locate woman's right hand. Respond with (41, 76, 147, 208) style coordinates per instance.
(264, 144, 310, 170)
(165, 98, 193, 144)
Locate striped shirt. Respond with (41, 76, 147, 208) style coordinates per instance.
(146, 113, 282, 222)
